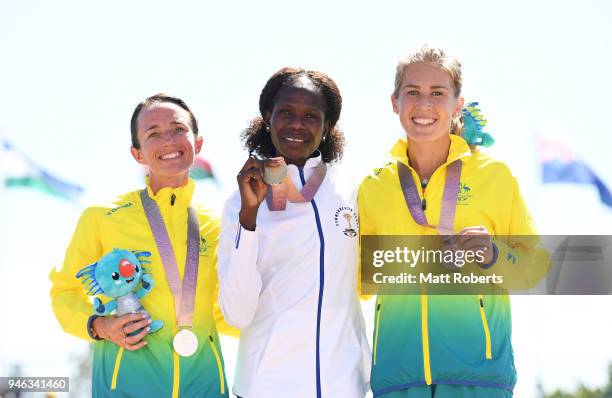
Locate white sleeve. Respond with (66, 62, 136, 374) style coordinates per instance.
(217, 193, 263, 329)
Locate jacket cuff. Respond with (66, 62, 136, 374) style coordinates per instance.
(234, 223, 258, 250)
(478, 242, 499, 269)
(87, 315, 103, 340)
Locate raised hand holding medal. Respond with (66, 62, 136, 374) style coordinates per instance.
(236, 154, 293, 229)
(237, 155, 270, 231)
(237, 153, 327, 217)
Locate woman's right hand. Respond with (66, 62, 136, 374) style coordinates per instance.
(92, 313, 151, 351)
(237, 157, 268, 231)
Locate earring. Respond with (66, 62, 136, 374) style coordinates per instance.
(265, 124, 270, 132)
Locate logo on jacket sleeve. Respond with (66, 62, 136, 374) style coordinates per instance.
(105, 202, 134, 216)
(334, 206, 358, 237)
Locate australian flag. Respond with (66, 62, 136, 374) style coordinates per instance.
(538, 138, 612, 208)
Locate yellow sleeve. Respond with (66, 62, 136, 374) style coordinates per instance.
(49, 207, 103, 341)
(201, 209, 240, 338)
(478, 176, 552, 290)
(212, 244, 239, 338)
(213, 293, 240, 337)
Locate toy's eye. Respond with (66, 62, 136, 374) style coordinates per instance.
(134, 265, 140, 273)
(112, 272, 120, 280)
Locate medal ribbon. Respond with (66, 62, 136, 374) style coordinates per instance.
(140, 189, 200, 328)
(266, 162, 327, 211)
(397, 160, 462, 235)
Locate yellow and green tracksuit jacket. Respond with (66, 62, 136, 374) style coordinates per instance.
(50, 179, 235, 398)
(359, 135, 550, 396)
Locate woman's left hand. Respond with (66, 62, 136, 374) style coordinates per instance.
(452, 226, 494, 265)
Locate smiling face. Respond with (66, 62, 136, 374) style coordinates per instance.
(391, 62, 464, 144)
(130, 102, 203, 191)
(265, 77, 329, 166)
(95, 250, 143, 298)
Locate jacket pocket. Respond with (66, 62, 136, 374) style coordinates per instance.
(373, 298, 382, 366)
(478, 295, 493, 360)
(110, 347, 124, 390)
(208, 334, 225, 395)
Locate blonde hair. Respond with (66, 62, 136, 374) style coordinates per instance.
(393, 45, 464, 136)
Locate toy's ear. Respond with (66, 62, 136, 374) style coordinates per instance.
(132, 250, 152, 266)
(76, 262, 97, 279)
(131, 250, 151, 258)
(75, 261, 103, 295)
(86, 282, 103, 296)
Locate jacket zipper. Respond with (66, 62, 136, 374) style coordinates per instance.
(110, 347, 124, 390)
(373, 299, 382, 366)
(478, 295, 493, 359)
(299, 166, 325, 398)
(209, 334, 226, 395)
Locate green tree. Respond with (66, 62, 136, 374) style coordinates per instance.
(542, 364, 612, 398)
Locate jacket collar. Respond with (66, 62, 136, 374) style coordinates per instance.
(303, 151, 323, 169)
(286, 151, 323, 175)
(145, 177, 195, 209)
(388, 134, 473, 167)
(287, 149, 323, 187)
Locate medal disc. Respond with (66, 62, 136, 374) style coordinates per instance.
(173, 329, 198, 357)
(264, 164, 288, 185)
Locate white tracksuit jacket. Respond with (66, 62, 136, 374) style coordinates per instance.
(218, 155, 371, 398)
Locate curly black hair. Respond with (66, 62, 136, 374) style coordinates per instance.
(241, 67, 345, 163)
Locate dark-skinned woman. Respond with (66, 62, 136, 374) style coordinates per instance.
(217, 68, 370, 398)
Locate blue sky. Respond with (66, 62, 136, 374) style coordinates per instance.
(1, 1, 611, 396)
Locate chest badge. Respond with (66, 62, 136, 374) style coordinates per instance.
(334, 206, 358, 237)
(199, 236, 208, 256)
(457, 182, 473, 204)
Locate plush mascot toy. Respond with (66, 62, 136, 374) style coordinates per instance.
(76, 249, 163, 335)
(462, 102, 495, 147)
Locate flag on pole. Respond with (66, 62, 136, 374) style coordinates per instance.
(0, 139, 84, 201)
(538, 138, 612, 208)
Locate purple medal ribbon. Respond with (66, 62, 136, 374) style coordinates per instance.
(397, 160, 462, 235)
(140, 189, 200, 328)
(266, 184, 288, 211)
(265, 162, 327, 211)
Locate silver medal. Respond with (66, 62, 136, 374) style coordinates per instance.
(173, 329, 198, 357)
